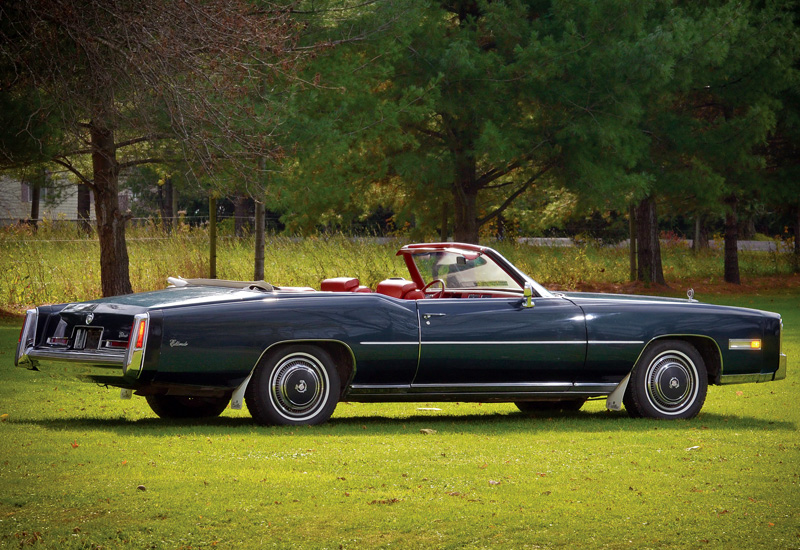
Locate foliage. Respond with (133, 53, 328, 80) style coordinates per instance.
(268, 0, 799, 248)
(0, 291, 798, 548)
(0, 0, 299, 296)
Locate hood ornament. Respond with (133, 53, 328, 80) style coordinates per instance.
(687, 288, 695, 300)
(85, 312, 94, 324)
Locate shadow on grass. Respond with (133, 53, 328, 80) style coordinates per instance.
(16, 409, 796, 436)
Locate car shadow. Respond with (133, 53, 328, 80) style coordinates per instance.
(17, 409, 796, 435)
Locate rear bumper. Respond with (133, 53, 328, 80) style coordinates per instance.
(18, 347, 132, 387)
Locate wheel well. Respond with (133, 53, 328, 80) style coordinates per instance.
(648, 336, 722, 386)
(260, 340, 355, 398)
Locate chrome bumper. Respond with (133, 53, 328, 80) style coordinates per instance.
(774, 353, 787, 381)
(719, 353, 787, 385)
(18, 347, 129, 385)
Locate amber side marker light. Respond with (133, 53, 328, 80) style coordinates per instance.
(729, 339, 762, 350)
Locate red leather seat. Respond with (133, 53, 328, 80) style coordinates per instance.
(320, 277, 360, 292)
(375, 278, 421, 299)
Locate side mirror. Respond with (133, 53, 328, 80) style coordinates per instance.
(523, 282, 534, 308)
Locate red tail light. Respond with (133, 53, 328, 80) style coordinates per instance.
(134, 319, 147, 349)
(124, 313, 149, 378)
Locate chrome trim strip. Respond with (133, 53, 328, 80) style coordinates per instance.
(361, 340, 642, 346)
(359, 342, 419, 346)
(588, 340, 644, 345)
(346, 380, 618, 398)
(719, 373, 774, 384)
(350, 384, 412, 391)
(420, 341, 585, 345)
(411, 382, 573, 389)
(15, 308, 38, 367)
(27, 348, 125, 367)
(124, 313, 150, 378)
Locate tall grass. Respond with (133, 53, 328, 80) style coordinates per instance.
(1, 220, 796, 310)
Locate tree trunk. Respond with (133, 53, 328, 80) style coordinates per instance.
(439, 202, 449, 242)
(693, 215, 709, 252)
(254, 200, 265, 280)
(91, 123, 133, 297)
(77, 184, 92, 234)
(629, 203, 636, 282)
(209, 195, 217, 279)
(160, 176, 174, 233)
(29, 177, 40, 231)
(635, 196, 666, 285)
(723, 195, 740, 284)
(795, 203, 800, 273)
(234, 195, 251, 237)
(451, 150, 479, 244)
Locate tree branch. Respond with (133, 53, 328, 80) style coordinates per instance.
(478, 163, 555, 226)
(118, 157, 164, 170)
(50, 157, 94, 189)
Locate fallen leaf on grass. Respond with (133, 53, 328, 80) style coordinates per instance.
(419, 428, 437, 435)
(685, 446, 701, 451)
(488, 480, 501, 486)
(71, 441, 79, 449)
(369, 498, 400, 505)
(0, 414, 9, 422)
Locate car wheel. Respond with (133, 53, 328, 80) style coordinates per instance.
(246, 345, 340, 426)
(515, 399, 586, 413)
(624, 340, 708, 419)
(145, 394, 230, 419)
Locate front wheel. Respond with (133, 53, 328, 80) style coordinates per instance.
(145, 395, 230, 419)
(624, 340, 708, 419)
(245, 345, 340, 426)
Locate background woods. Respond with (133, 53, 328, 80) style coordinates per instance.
(1, 0, 799, 295)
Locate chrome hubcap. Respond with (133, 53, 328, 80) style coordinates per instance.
(645, 351, 698, 415)
(269, 353, 329, 421)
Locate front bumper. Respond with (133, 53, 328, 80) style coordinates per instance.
(774, 353, 787, 381)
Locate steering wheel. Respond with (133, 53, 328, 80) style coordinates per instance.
(421, 278, 446, 299)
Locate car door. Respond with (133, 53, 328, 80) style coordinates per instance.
(413, 297, 587, 385)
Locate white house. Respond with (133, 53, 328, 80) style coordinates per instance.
(0, 174, 99, 226)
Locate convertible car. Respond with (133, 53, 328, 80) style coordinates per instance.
(16, 242, 787, 424)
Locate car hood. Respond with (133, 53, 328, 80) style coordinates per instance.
(559, 291, 695, 304)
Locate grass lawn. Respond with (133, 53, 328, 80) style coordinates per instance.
(0, 291, 798, 549)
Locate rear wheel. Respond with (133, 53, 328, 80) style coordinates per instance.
(515, 399, 586, 413)
(246, 345, 340, 426)
(624, 340, 708, 419)
(145, 394, 229, 419)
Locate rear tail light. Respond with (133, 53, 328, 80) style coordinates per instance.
(47, 337, 70, 346)
(104, 340, 129, 349)
(124, 313, 149, 377)
(15, 309, 38, 367)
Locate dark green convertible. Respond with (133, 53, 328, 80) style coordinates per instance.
(15, 242, 787, 425)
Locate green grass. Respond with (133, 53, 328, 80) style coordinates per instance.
(1, 292, 798, 549)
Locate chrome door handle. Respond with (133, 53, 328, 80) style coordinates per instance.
(422, 313, 446, 320)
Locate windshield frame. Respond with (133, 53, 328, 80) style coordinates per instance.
(398, 243, 552, 298)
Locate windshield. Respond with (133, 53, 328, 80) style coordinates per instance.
(411, 250, 522, 291)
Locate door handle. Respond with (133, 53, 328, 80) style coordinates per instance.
(423, 313, 446, 320)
